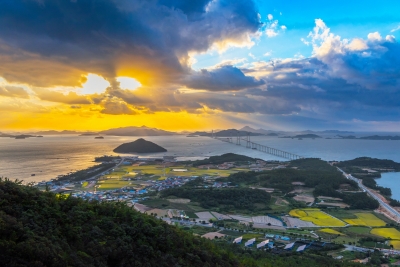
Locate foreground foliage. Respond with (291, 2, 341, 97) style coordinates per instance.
(0, 180, 365, 267)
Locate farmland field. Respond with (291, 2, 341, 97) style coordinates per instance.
(370, 228, 400, 240)
(318, 228, 345, 235)
(343, 213, 386, 227)
(289, 208, 346, 227)
(389, 240, 400, 249)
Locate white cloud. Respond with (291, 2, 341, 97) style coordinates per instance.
(281, 25, 287, 31)
(267, 14, 273, 20)
(367, 32, 382, 42)
(391, 25, 400, 32)
(266, 29, 278, 37)
(347, 38, 368, 51)
(386, 35, 396, 42)
(248, 53, 256, 59)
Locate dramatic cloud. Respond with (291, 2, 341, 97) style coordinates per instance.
(33, 88, 91, 104)
(308, 19, 400, 90)
(0, 0, 261, 87)
(185, 65, 264, 91)
(100, 97, 138, 115)
(242, 20, 400, 124)
(0, 86, 29, 98)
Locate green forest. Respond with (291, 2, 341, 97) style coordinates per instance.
(0, 179, 366, 267)
(216, 159, 379, 209)
(160, 188, 271, 212)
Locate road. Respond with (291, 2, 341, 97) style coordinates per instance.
(86, 157, 126, 181)
(337, 167, 400, 222)
(344, 244, 400, 255)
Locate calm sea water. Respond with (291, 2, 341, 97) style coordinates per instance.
(376, 172, 400, 201)
(0, 134, 400, 199)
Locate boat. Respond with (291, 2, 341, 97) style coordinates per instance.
(31, 174, 36, 176)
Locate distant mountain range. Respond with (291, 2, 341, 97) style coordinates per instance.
(0, 126, 364, 138)
(99, 126, 176, 136)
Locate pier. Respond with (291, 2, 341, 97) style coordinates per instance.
(211, 132, 304, 160)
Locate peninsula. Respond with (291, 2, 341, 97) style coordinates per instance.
(113, 138, 167, 153)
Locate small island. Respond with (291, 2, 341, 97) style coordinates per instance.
(113, 138, 167, 153)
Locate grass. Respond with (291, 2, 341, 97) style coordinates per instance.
(242, 233, 263, 240)
(324, 209, 358, 219)
(343, 226, 371, 235)
(370, 228, 400, 240)
(289, 208, 346, 227)
(219, 230, 243, 237)
(185, 211, 198, 218)
(343, 213, 386, 227)
(318, 228, 345, 236)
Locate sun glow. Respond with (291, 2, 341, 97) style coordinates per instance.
(80, 74, 110, 95)
(117, 77, 141, 90)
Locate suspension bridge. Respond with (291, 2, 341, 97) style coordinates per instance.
(211, 131, 304, 160)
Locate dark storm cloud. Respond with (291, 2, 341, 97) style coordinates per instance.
(0, 0, 261, 86)
(185, 65, 265, 91)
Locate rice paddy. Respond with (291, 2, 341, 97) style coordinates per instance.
(370, 228, 400, 240)
(289, 208, 346, 227)
(389, 240, 400, 249)
(318, 228, 345, 235)
(343, 213, 386, 227)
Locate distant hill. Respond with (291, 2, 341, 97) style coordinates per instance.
(33, 130, 82, 135)
(100, 126, 176, 136)
(191, 153, 256, 166)
(239, 126, 280, 136)
(282, 134, 322, 139)
(113, 138, 167, 153)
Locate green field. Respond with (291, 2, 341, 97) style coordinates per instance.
(289, 208, 346, 227)
(118, 165, 242, 178)
(96, 179, 131, 190)
(343, 226, 372, 235)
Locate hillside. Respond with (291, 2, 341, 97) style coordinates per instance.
(191, 153, 256, 166)
(0, 179, 239, 267)
(113, 138, 167, 153)
(0, 180, 365, 267)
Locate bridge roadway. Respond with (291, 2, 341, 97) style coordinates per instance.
(214, 136, 303, 160)
(337, 167, 400, 222)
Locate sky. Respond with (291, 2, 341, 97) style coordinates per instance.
(0, 0, 400, 132)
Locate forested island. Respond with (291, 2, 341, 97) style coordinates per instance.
(113, 138, 167, 153)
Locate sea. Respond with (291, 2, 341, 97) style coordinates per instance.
(0, 133, 400, 200)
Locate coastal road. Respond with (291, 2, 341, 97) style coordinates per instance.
(337, 167, 400, 222)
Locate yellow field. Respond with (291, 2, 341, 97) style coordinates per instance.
(389, 240, 400, 249)
(318, 228, 345, 235)
(116, 165, 241, 178)
(343, 213, 386, 227)
(289, 208, 346, 227)
(370, 228, 400, 240)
